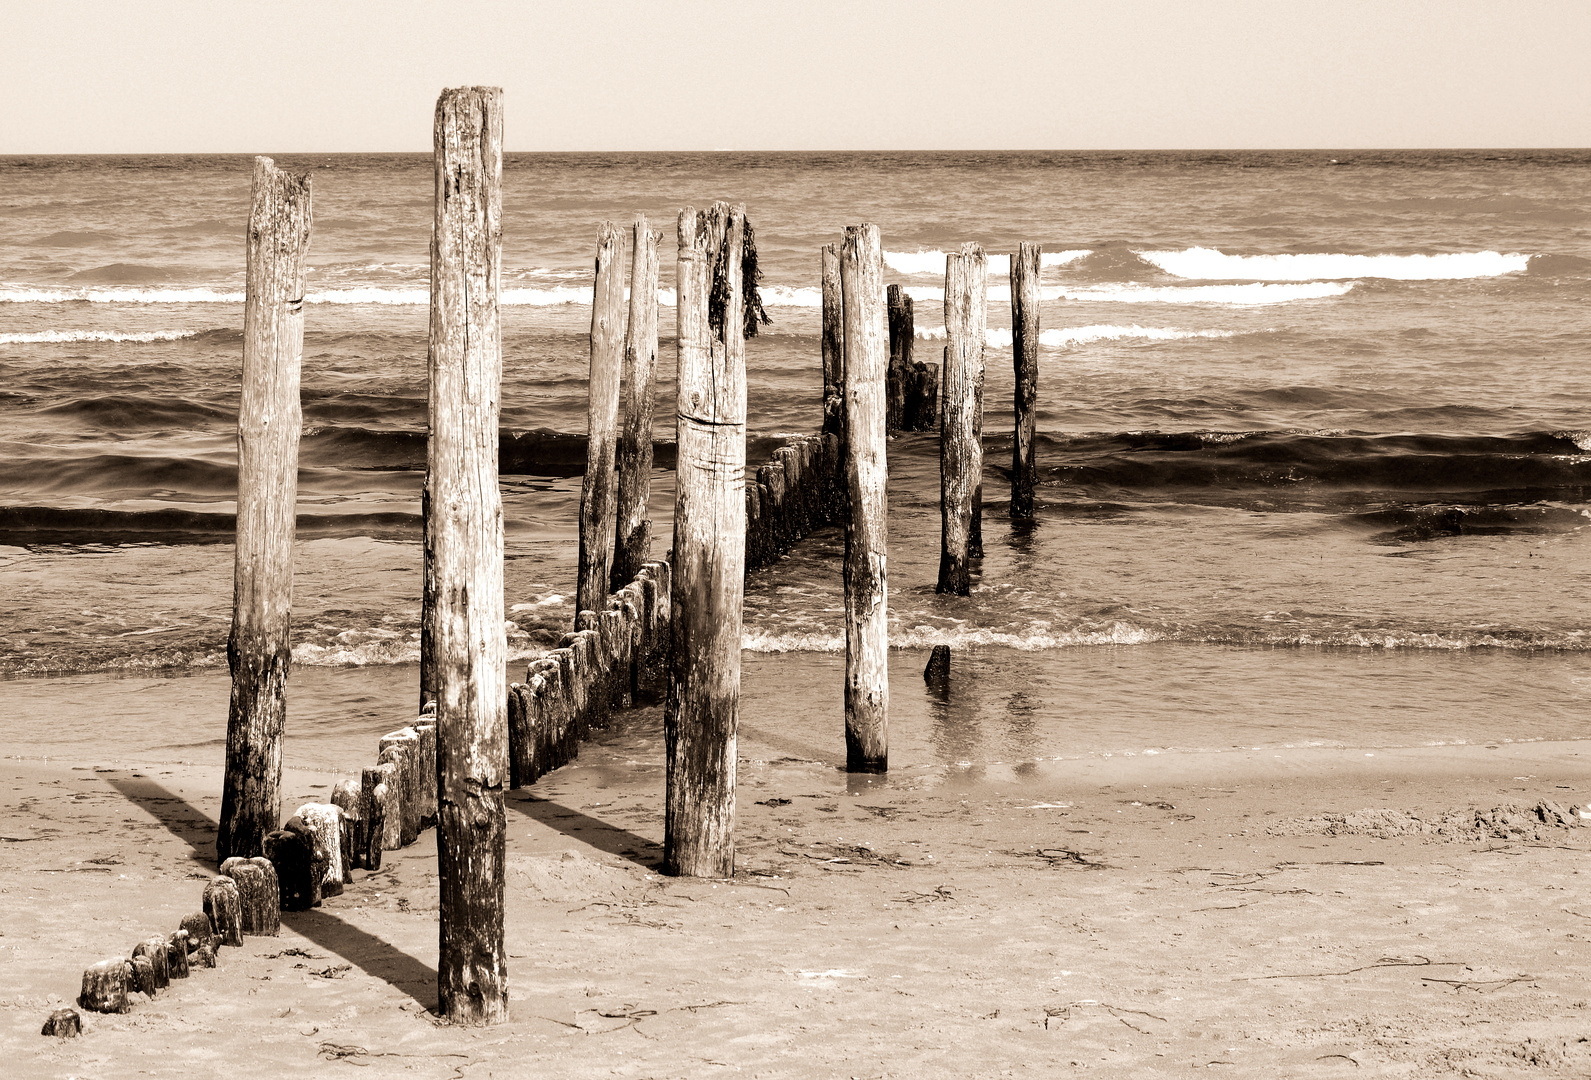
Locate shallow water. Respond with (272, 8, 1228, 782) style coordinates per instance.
(3, 150, 1589, 760)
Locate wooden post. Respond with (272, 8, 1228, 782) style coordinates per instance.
(428, 85, 509, 1025)
(1010, 242, 1040, 519)
(613, 216, 661, 589)
(886, 284, 912, 432)
(821, 243, 844, 439)
(938, 243, 987, 595)
(217, 157, 312, 864)
(840, 224, 889, 772)
(665, 203, 748, 877)
(578, 222, 626, 617)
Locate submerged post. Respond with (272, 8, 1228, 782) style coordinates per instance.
(666, 203, 748, 876)
(1011, 242, 1040, 519)
(821, 243, 844, 439)
(579, 223, 626, 616)
(427, 85, 508, 1025)
(938, 243, 987, 595)
(613, 215, 661, 589)
(218, 157, 312, 864)
(840, 224, 889, 772)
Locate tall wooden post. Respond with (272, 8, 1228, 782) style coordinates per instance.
(938, 243, 987, 596)
(821, 243, 843, 439)
(218, 157, 311, 864)
(578, 223, 626, 617)
(613, 216, 661, 589)
(665, 203, 748, 877)
(427, 85, 508, 1026)
(840, 224, 889, 772)
(1010, 242, 1040, 520)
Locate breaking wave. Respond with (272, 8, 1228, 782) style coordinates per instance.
(1138, 247, 1532, 281)
(883, 249, 1093, 275)
(915, 324, 1243, 347)
(0, 329, 201, 344)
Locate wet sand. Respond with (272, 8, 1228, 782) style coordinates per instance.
(8, 708, 1591, 1079)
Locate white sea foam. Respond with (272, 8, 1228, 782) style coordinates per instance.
(884, 249, 1092, 275)
(915, 324, 1242, 348)
(741, 622, 1164, 653)
(0, 329, 201, 345)
(1051, 281, 1352, 305)
(891, 281, 1348, 306)
(1138, 247, 1531, 281)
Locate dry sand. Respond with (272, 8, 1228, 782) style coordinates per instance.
(6, 719, 1591, 1078)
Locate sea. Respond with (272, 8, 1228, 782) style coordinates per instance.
(2, 150, 1589, 783)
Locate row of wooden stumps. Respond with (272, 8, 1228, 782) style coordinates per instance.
(68, 808, 345, 1026)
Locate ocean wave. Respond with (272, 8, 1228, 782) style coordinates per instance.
(883, 249, 1093, 275)
(741, 622, 1165, 653)
(915, 324, 1242, 348)
(1053, 281, 1353, 305)
(0, 329, 201, 344)
(887, 281, 1350, 306)
(1138, 247, 1531, 281)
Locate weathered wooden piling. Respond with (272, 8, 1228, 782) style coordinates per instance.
(379, 728, 422, 846)
(579, 221, 626, 618)
(129, 956, 159, 997)
(292, 804, 345, 898)
(178, 912, 213, 951)
(822, 243, 844, 440)
(428, 85, 509, 1025)
(665, 203, 748, 877)
(886, 285, 912, 432)
(840, 224, 890, 772)
(42, 1008, 82, 1037)
(132, 937, 170, 989)
(938, 243, 988, 595)
(78, 960, 128, 1014)
(331, 779, 364, 870)
(263, 825, 320, 911)
(218, 156, 313, 865)
(220, 856, 280, 935)
(202, 875, 244, 947)
(166, 931, 190, 978)
(1010, 242, 1040, 519)
(614, 216, 661, 588)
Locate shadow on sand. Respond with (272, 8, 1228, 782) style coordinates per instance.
(105, 770, 671, 1004)
(506, 792, 661, 869)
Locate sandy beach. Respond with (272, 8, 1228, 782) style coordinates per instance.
(8, 700, 1591, 1079)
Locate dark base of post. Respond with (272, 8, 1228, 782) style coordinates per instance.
(846, 747, 888, 774)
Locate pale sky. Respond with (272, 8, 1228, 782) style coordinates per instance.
(7, 0, 1588, 153)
